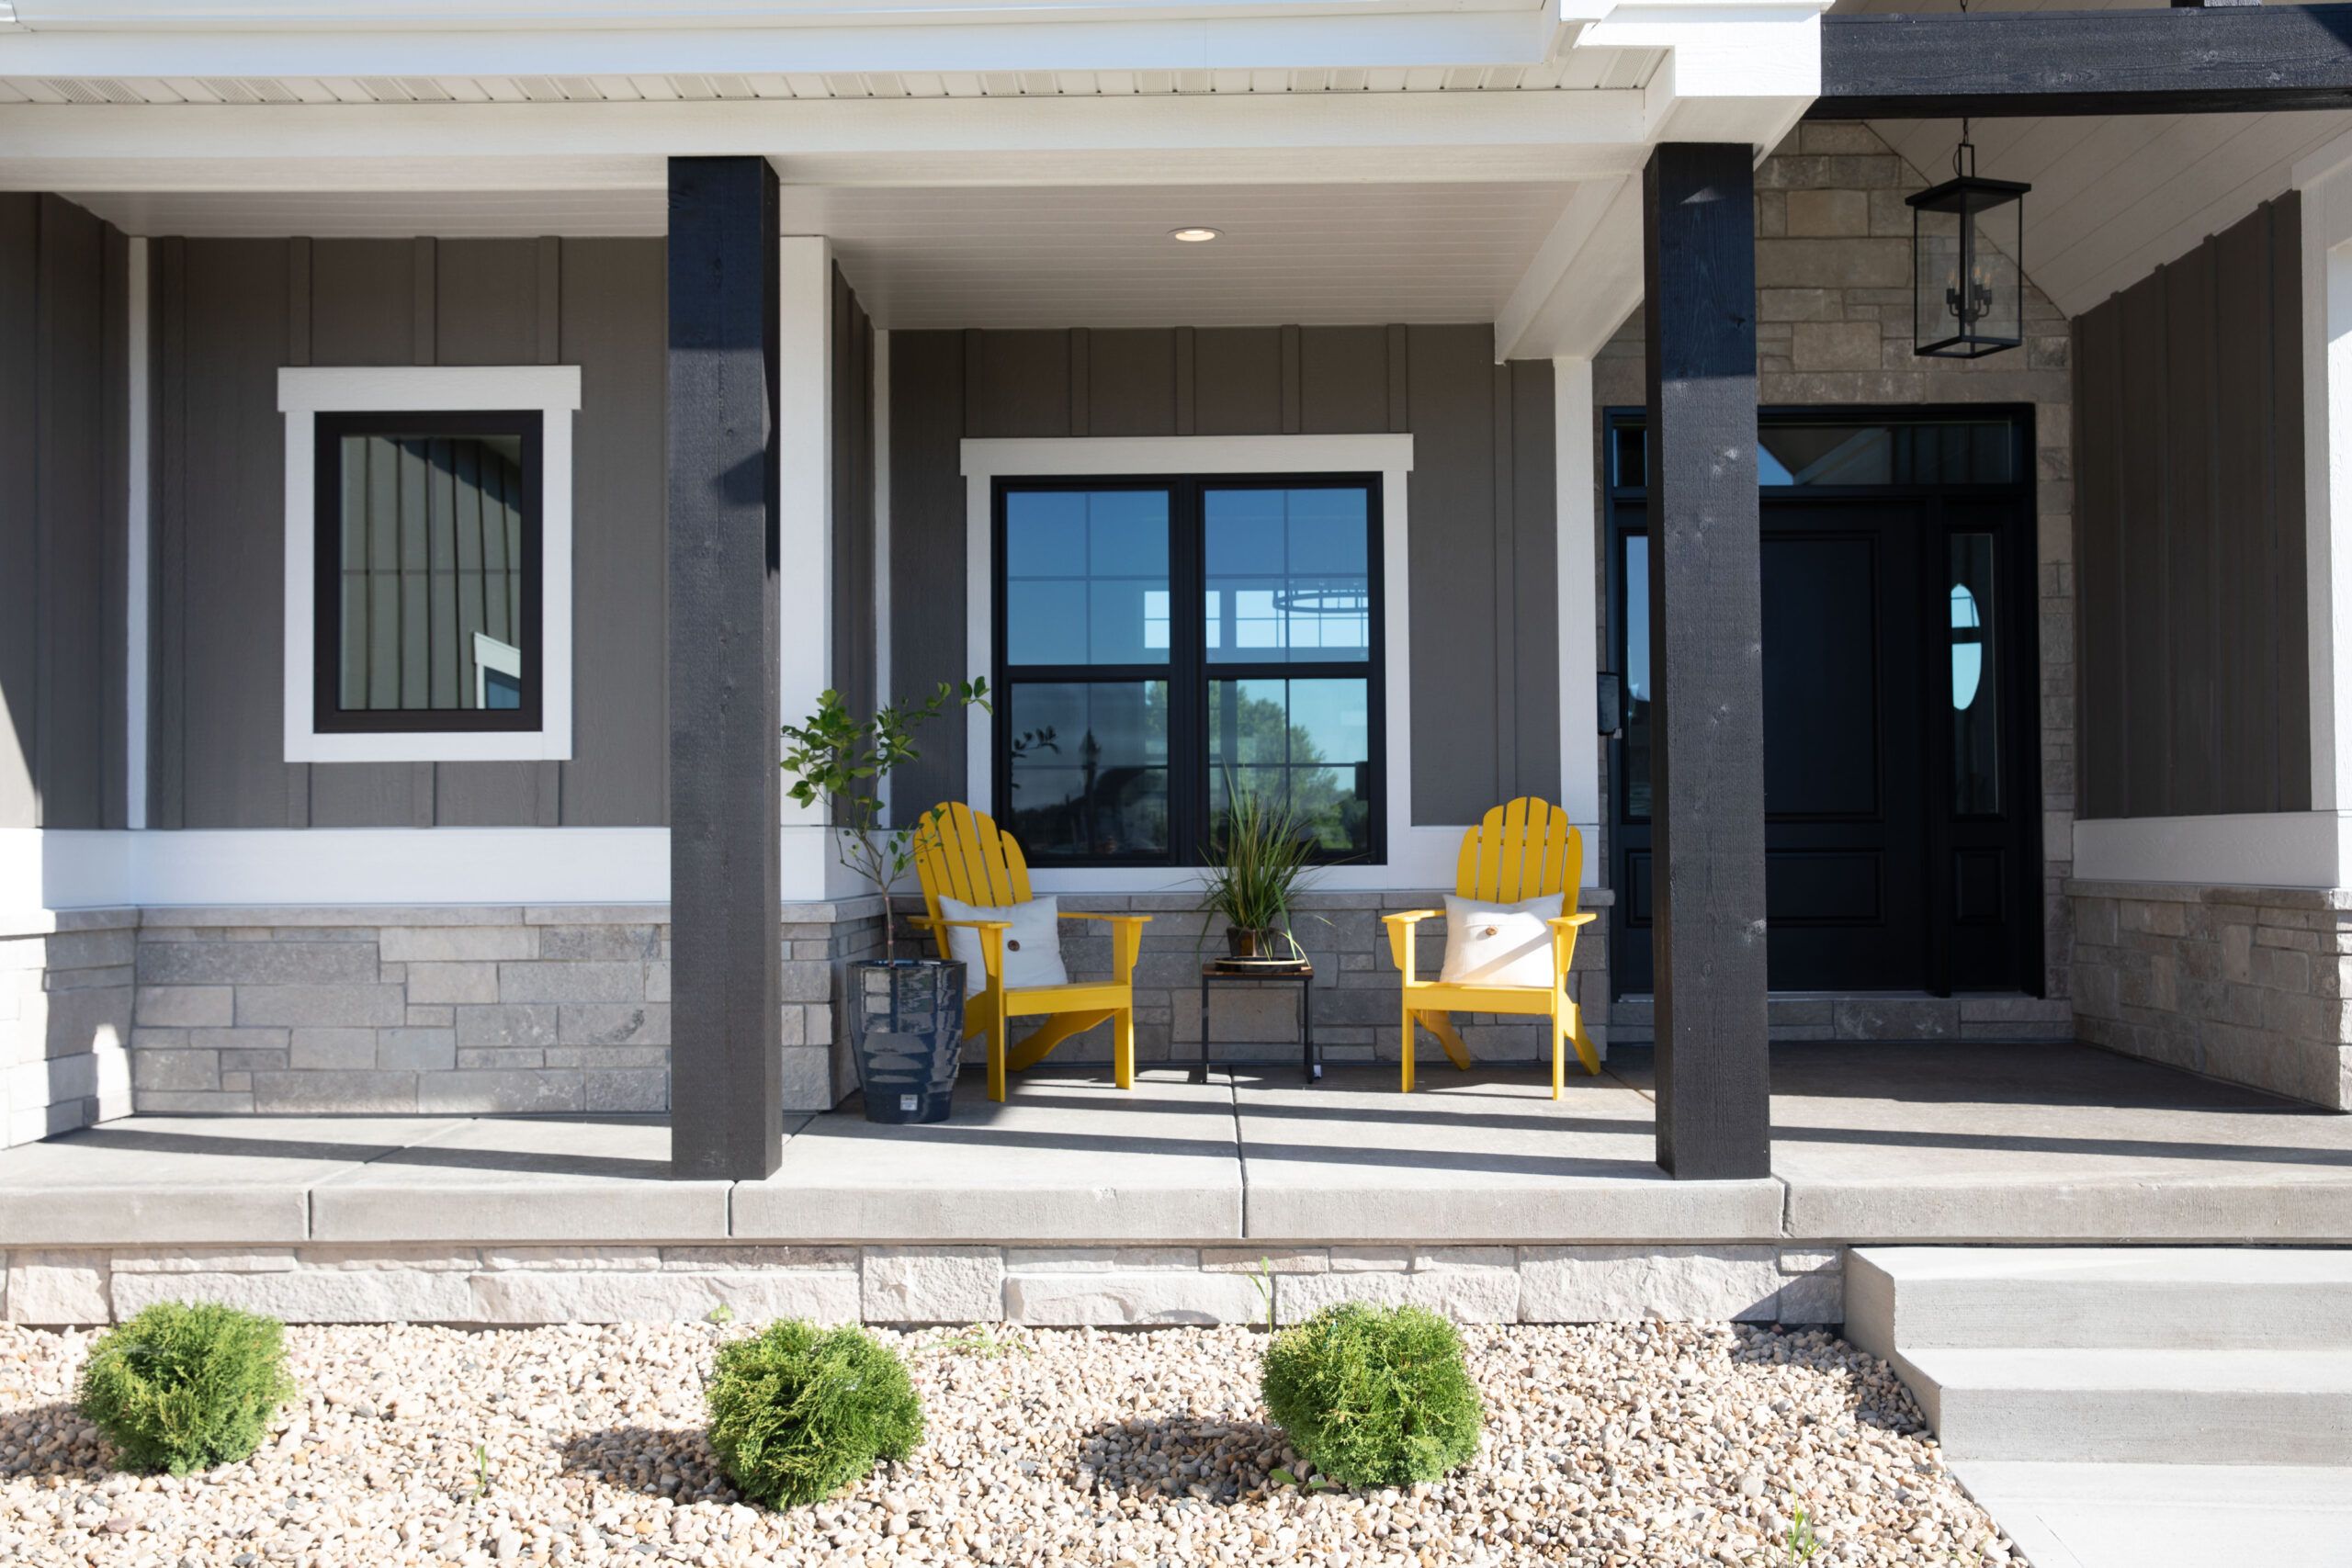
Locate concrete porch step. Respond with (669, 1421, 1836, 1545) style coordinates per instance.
(1896, 1347, 2352, 1465)
(1849, 1247, 2352, 1352)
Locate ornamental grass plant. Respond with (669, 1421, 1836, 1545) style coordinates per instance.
(1261, 1302, 1485, 1488)
(706, 1320, 923, 1509)
(77, 1301, 295, 1476)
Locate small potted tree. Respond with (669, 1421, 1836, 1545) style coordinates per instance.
(781, 679, 988, 1124)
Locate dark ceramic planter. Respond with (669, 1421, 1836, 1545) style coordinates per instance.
(1225, 926, 1283, 961)
(848, 959, 966, 1124)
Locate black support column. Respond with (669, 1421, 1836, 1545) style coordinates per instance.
(668, 156, 784, 1180)
(1643, 142, 1771, 1181)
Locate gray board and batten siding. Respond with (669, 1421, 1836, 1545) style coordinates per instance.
(0, 194, 130, 832)
(885, 324, 1562, 829)
(152, 239, 881, 830)
(2073, 193, 2312, 822)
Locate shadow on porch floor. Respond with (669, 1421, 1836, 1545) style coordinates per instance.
(0, 1043, 2345, 1250)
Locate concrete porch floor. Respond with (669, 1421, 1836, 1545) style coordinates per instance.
(0, 1043, 2346, 1250)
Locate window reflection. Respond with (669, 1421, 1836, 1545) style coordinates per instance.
(1951, 534, 1999, 815)
(1003, 489, 1170, 666)
(1004, 681, 1170, 859)
(1208, 677, 1373, 855)
(1204, 488, 1372, 662)
(1624, 534, 1651, 819)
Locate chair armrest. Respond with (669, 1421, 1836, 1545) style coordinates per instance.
(1055, 911, 1150, 982)
(932, 919, 1008, 983)
(1383, 908, 1442, 975)
(1546, 912, 1598, 930)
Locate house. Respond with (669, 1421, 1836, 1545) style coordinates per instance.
(5, 0, 2352, 1488)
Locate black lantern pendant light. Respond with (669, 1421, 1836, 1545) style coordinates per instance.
(1907, 120, 2030, 359)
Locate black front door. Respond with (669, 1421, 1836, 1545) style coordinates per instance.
(1608, 411, 2041, 998)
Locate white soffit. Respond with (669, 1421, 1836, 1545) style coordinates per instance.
(1835, 0, 2352, 320)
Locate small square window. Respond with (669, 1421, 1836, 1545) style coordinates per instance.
(279, 366, 579, 763)
(312, 412, 544, 736)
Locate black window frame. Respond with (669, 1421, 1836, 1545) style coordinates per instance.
(990, 471, 1386, 869)
(311, 409, 545, 736)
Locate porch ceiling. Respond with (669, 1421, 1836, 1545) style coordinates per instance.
(1835, 0, 2352, 319)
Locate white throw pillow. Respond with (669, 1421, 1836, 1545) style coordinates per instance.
(937, 894, 1071, 989)
(1437, 892, 1566, 989)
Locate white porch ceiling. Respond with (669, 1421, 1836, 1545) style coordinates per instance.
(1838, 0, 2352, 319)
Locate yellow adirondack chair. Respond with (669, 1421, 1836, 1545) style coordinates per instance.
(908, 802, 1151, 1102)
(1383, 797, 1599, 1098)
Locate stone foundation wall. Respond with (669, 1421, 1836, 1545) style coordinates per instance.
(0, 1241, 1841, 1328)
(1, 910, 135, 1148)
(2070, 880, 2352, 1111)
(129, 901, 883, 1119)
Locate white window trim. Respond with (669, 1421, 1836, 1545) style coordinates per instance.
(959, 433, 1433, 892)
(277, 365, 580, 763)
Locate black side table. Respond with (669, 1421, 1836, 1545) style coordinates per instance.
(1193, 963, 1320, 1085)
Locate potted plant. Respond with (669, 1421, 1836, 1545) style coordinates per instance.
(1202, 784, 1319, 966)
(781, 679, 988, 1125)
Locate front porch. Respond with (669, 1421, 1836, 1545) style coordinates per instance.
(5, 1042, 2346, 1327)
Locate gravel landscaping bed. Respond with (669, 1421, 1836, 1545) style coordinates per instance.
(0, 1319, 2013, 1567)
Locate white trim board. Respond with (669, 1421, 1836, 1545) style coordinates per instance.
(277, 365, 580, 764)
(125, 236, 149, 831)
(2073, 812, 2352, 891)
(958, 433, 1423, 886)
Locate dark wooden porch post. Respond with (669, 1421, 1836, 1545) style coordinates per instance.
(1643, 142, 1771, 1180)
(668, 155, 784, 1180)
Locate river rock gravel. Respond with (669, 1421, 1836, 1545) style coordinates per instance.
(0, 1319, 2012, 1567)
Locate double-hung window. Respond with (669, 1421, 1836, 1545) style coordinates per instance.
(993, 475, 1383, 866)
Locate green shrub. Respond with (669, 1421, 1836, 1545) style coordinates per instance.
(77, 1301, 295, 1475)
(1261, 1302, 1483, 1488)
(706, 1321, 922, 1508)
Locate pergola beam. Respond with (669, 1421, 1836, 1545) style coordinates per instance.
(1813, 5, 2352, 119)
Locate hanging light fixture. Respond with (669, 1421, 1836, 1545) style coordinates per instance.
(1907, 120, 2030, 359)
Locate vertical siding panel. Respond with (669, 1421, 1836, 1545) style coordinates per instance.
(533, 234, 563, 826)
(559, 237, 669, 826)
(1490, 362, 1519, 795)
(970, 329, 1071, 438)
(1193, 328, 1283, 434)
(2075, 301, 2120, 818)
(2213, 210, 2270, 813)
(0, 197, 38, 828)
(1084, 329, 1177, 436)
(1405, 323, 1501, 822)
(178, 240, 297, 827)
(305, 240, 421, 826)
(1173, 326, 1196, 436)
(1297, 326, 1388, 434)
(433, 238, 543, 825)
(1385, 323, 1410, 434)
(1510, 357, 1561, 804)
(101, 224, 130, 830)
(2270, 194, 2312, 810)
(35, 197, 111, 828)
(2115, 273, 2170, 818)
(831, 268, 877, 729)
(1279, 323, 1303, 434)
(1067, 327, 1091, 438)
(2162, 245, 2215, 815)
(153, 236, 187, 829)
(887, 329, 968, 818)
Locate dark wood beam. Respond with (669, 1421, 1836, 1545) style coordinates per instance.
(668, 154, 785, 1182)
(1814, 6, 2352, 118)
(1643, 142, 1771, 1183)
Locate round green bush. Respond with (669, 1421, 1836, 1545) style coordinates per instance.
(1261, 1302, 1484, 1488)
(77, 1301, 295, 1475)
(706, 1321, 922, 1508)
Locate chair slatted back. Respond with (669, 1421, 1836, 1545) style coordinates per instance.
(913, 803, 1035, 949)
(1454, 797, 1582, 914)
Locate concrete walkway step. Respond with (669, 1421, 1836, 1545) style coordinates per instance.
(1901, 1347, 2352, 1465)
(1849, 1247, 2352, 1353)
(1948, 1461, 2352, 1568)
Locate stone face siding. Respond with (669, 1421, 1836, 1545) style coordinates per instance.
(2070, 881, 2352, 1111)
(1612, 991, 2073, 1045)
(0, 1242, 1841, 1328)
(1, 911, 135, 1148)
(130, 902, 882, 1118)
(1595, 120, 2078, 1011)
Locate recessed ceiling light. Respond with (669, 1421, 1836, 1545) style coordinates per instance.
(1168, 227, 1222, 243)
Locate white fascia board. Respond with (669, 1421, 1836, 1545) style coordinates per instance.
(0, 91, 1653, 191)
(6, 0, 1542, 28)
(0, 11, 1555, 76)
(1494, 173, 1640, 363)
(2072, 813, 2352, 892)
